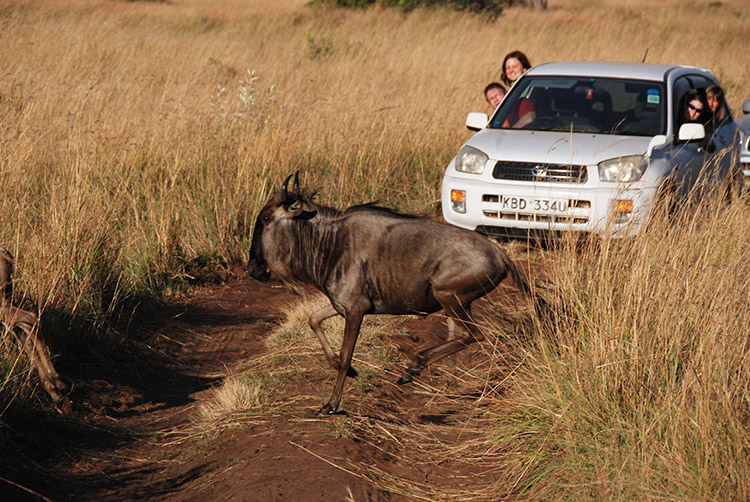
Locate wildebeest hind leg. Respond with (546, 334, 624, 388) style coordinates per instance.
(309, 304, 358, 377)
(397, 302, 483, 385)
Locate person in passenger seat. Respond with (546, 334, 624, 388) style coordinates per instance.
(706, 85, 729, 130)
(500, 51, 535, 128)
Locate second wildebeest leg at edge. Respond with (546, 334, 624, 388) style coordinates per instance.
(315, 301, 369, 416)
(398, 294, 485, 385)
(9, 318, 68, 406)
(308, 304, 358, 377)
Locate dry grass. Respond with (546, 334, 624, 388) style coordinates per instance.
(196, 372, 276, 425)
(2, 0, 750, 498)
(492, 192, 750, 500)
(2, 0, 748, 322)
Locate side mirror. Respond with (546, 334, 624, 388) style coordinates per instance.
(678, 123, 706, 142)
(743, 99, 750, 115)
(466, 112, 488, 131)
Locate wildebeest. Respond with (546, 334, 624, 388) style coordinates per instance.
(248, 173, 539, 416)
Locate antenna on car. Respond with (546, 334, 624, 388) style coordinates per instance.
(641, 48, 649, 63)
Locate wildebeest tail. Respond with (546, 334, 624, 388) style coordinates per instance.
(501, 252, 552, 320)
(501, 252, 531, 296)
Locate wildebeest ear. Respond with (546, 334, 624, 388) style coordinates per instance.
(287, 200, 317, 220)
(288, 199, 302, 217)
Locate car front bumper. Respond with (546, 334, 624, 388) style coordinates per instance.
(441, 168, 658, 238)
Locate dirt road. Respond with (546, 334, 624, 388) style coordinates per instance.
(1, 264, 528, 501)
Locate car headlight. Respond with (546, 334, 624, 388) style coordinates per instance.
(455, 146, 488, 174)
(598, 155, 648, 182)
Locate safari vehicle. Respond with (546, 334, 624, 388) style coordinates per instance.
(736, 99, 750, 191)
(441, 62, 740, 237)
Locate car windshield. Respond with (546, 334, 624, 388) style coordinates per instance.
(489, 76, 666, 136)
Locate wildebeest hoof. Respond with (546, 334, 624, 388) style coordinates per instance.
(314, 403, 338, 417)
(396, 374, 412, 385)
(397, 368, 421, 385)
(56, 396, 73, 415)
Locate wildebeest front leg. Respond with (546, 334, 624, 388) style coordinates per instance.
(398, 302, 483, 385)
(308, 304, 357, 377)
(315, 307, 366, 416)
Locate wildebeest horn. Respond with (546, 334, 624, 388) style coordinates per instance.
(279, 173, 294, 202)
(293, 171, 300, 196)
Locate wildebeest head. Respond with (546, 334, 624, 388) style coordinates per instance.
(247, 172, 318, 283)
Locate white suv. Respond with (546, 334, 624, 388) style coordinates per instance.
(736, 100, 750, 191)
(442, 62, 740, 237)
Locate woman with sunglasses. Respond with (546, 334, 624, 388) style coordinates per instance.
(678, 90, 708, 128)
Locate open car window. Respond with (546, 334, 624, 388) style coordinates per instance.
(489, 76, 667, 136)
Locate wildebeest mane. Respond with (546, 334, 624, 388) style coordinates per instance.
(298, 193, 418, 221)
(345, 202, 418, 219)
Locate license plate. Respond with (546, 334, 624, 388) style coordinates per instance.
(500, 195, 568, 212)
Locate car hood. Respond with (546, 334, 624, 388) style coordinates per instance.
(465, 129, 655, 166)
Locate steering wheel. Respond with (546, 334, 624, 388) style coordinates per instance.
(523, 115, 563, 130)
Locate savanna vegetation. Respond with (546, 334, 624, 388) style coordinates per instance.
(1, 0, 749, 499)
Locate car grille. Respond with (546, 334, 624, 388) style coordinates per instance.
(481, 197, 591, 225)
(492, 161, 588, 183)
(481, 209, 589, 225)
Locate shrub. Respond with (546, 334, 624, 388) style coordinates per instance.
(310, 0, 519, 16)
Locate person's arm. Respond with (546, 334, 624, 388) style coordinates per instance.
(513, 99, 536, 128)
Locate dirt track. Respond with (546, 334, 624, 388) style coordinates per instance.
(0, 264, 528, 501)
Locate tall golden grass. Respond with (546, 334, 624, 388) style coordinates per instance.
(1, 0, 747, 317)
(2, 0, 750, 497)
(479, 192, 750, 500)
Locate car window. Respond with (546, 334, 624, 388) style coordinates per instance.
(489, 76, 667, 136)
(672, 74, 729, 131)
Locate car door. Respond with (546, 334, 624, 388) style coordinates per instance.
(670, 75, 712, 197)
(705, 101, 738, 182)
